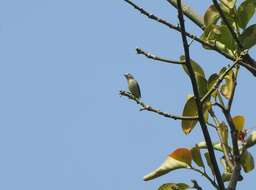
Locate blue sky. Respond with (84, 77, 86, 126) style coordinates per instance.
(0, 0, 255, 190)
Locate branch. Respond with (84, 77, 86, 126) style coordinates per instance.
(222, 111, 241, 190)
(136, 48, 184, 65)
(166, 0, 205, 30)
(191, 180, 203, 190)
(120, 91, 198, 120)
(176, 1, 225, 189)
(209, 109, 234, 170)
(189, 167, 218, 189)
(123, 0, 235, 61)
(201, 59, 240, 103)
(211, 0, 256, 77)
(212, 0, 243, 49)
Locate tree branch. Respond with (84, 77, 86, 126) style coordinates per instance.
(209, 109, 234, 170)
(136, 48, 184, 65)
(222, 110, 241, 190)
(176, 1, 225, 189)
(212, 0, 243, 49)
(123, 0, 235, 62)
(166, 0, 205, 30)
(120, 91, 198, 120)
(201, 59, 240, 103)
(191, 180, 203, 190)
(189, 167, 218, 189)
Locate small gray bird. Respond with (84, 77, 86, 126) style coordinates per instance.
(124, 73, 141, 99)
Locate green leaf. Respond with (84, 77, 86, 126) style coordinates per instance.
(158, 183, 190, 190)
(221, 69, 234, 99)
(208, 73, 219, 98)
(180, 56, 205, 78)
(213, 25, 237, 50)
(222, 172, 232, 182)
(237, 0, 255, 29)
(218, 122, 229, 145)
(195, 73, 208, 98)
(239, 24, 256, 49)
(220, 158, 232, 182)
(204, 5, 220, 26)
(241, 150, 255, 173)
(191, 145, 205, 168)
(182, 96, 198, 134)
(246, 131, 256, 148)
(221, 0, 236, 9)
(204, 152, 215, 174)
(144, 149, 191, 181)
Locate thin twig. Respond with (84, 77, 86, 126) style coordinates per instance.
(123, 0, 235, 61)
(201, 59, 241, 103)
(191, 180, 203, 190)
(120, 91, 198, 120)
(176, 1, 225, 189)
(209, 109, 234, 170)
(166, 0, 256, 77)
(189, 167, 218, 189)
(136, 48, 184, 65)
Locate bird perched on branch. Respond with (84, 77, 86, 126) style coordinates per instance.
(124, 73, 141, 99)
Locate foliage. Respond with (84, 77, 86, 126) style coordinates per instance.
(121, 0, 256, 189)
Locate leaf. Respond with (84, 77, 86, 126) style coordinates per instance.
(195, 73, 208, 98)
(180, 56, 205, 78)
(237, 0, 255, 29)
(182, 96, 198, 134)
(213, 25, 237, 50)
(218, 122, 229, 145)
(208, 73, 219, 98)
(241, 150, 255, 173)
(191, 145, 205, 168)
(220, 158, 232, 182)
(204, 152, 215, 175)
(204, 5, 220, 26)
(232, 115, 245, 131)
(197, 141, 223, 152)
(221, 0, 236, 9)
(170, 148, 192, 166)
(144, 149, 191, 181)
(158, 183, 190, 190)
(246, 131, 256, 148)
(222, 172, 232, 182)
(239, 24, 256, 49)
(221, 69, 234, 99)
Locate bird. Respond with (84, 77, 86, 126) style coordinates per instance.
(124, 73, 141, 99)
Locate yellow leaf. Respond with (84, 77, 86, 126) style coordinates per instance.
(218, 122, 228, 145)
(158, 183, 190, 190)
(232, 115, 245, 131)
(169, 148, 192, 166)
(182, 96, 198, 134)
(143, 155, 189, 181)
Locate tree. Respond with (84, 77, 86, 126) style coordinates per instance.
(120, 0, 256, 190)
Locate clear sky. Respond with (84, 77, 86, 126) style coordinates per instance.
(0, 0, 255, 190)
